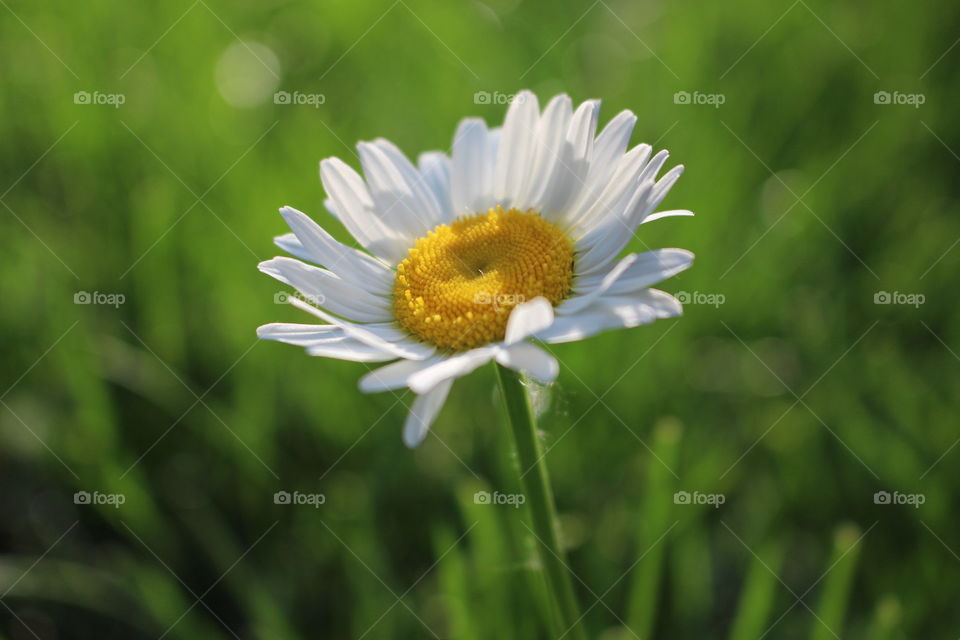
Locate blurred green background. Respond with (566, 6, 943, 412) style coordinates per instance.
(1, 0, 958, 637)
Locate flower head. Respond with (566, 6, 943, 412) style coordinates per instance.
(258, 91, 694, 447)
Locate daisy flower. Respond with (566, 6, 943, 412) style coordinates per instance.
(258, 91, 694, 447)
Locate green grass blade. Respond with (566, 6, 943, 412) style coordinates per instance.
(434, 524, 479, 640)
(728, 540, 783, 640)
(625, 417, 683, 637)
(810, 523, 865, 640)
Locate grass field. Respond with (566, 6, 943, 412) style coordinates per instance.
(1, 0, 959, 637)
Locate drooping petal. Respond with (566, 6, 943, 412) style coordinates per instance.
(504, 297, 555, 345)
(495, 342, 559, 384)
(403, 378, 454, 448)
(359, 356, 444, 393)
(407, 347, 497, 394)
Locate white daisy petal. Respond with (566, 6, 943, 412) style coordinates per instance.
(403, 378, 454, 448)
(451, 118, 494, 216)
(358, 141, 439, 239)
(271, 313, 414, 346)
(486, 127, 501, 173)
(257, 322, 345, 346)
(279, 206, 393, 295)
(257, 321, 412, 346)
(286, 296, 435, 360)
(580, 165, 683, 253)
(495, 342, 559, 384)
(568, 143, 653, 237)
(259, 257, 392, 323)
(576, 150, 670, 242)
(407, 347, 497, 394)
(543, 98, 600, 221)
(522, 94, 573, 211)
(257, 323, 399, 362)
(612, 288, 684, 318)
(359, 356, 445, 393)
(573, 249, 694, 299)
(418, 151, 453, 220)
(603, 249, 694, 295)
(320, 157, 410, 264)
(588, 110, 637, 186)
(537, 289, 683, 344)
(494, 91, 539, 207)
(635, 149, 671, 187)
(372, 138, 445, 227)
(575, 180, 655, 275)
(642, 209, 695, 224)
(323, 197, 340, 220)
(504, 297, 555, 345)
(577, 162, 686, 273)
(642, 165, 685, 217)
(274, 233, 315, 263)
(304, 341, 401, 362)
(612, 160, 681, 230)
(562, 252, 641, 315)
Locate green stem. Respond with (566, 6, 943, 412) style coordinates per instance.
(495, 364, 587, 640)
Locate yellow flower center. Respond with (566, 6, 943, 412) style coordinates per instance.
(393, 207, 574, 351)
